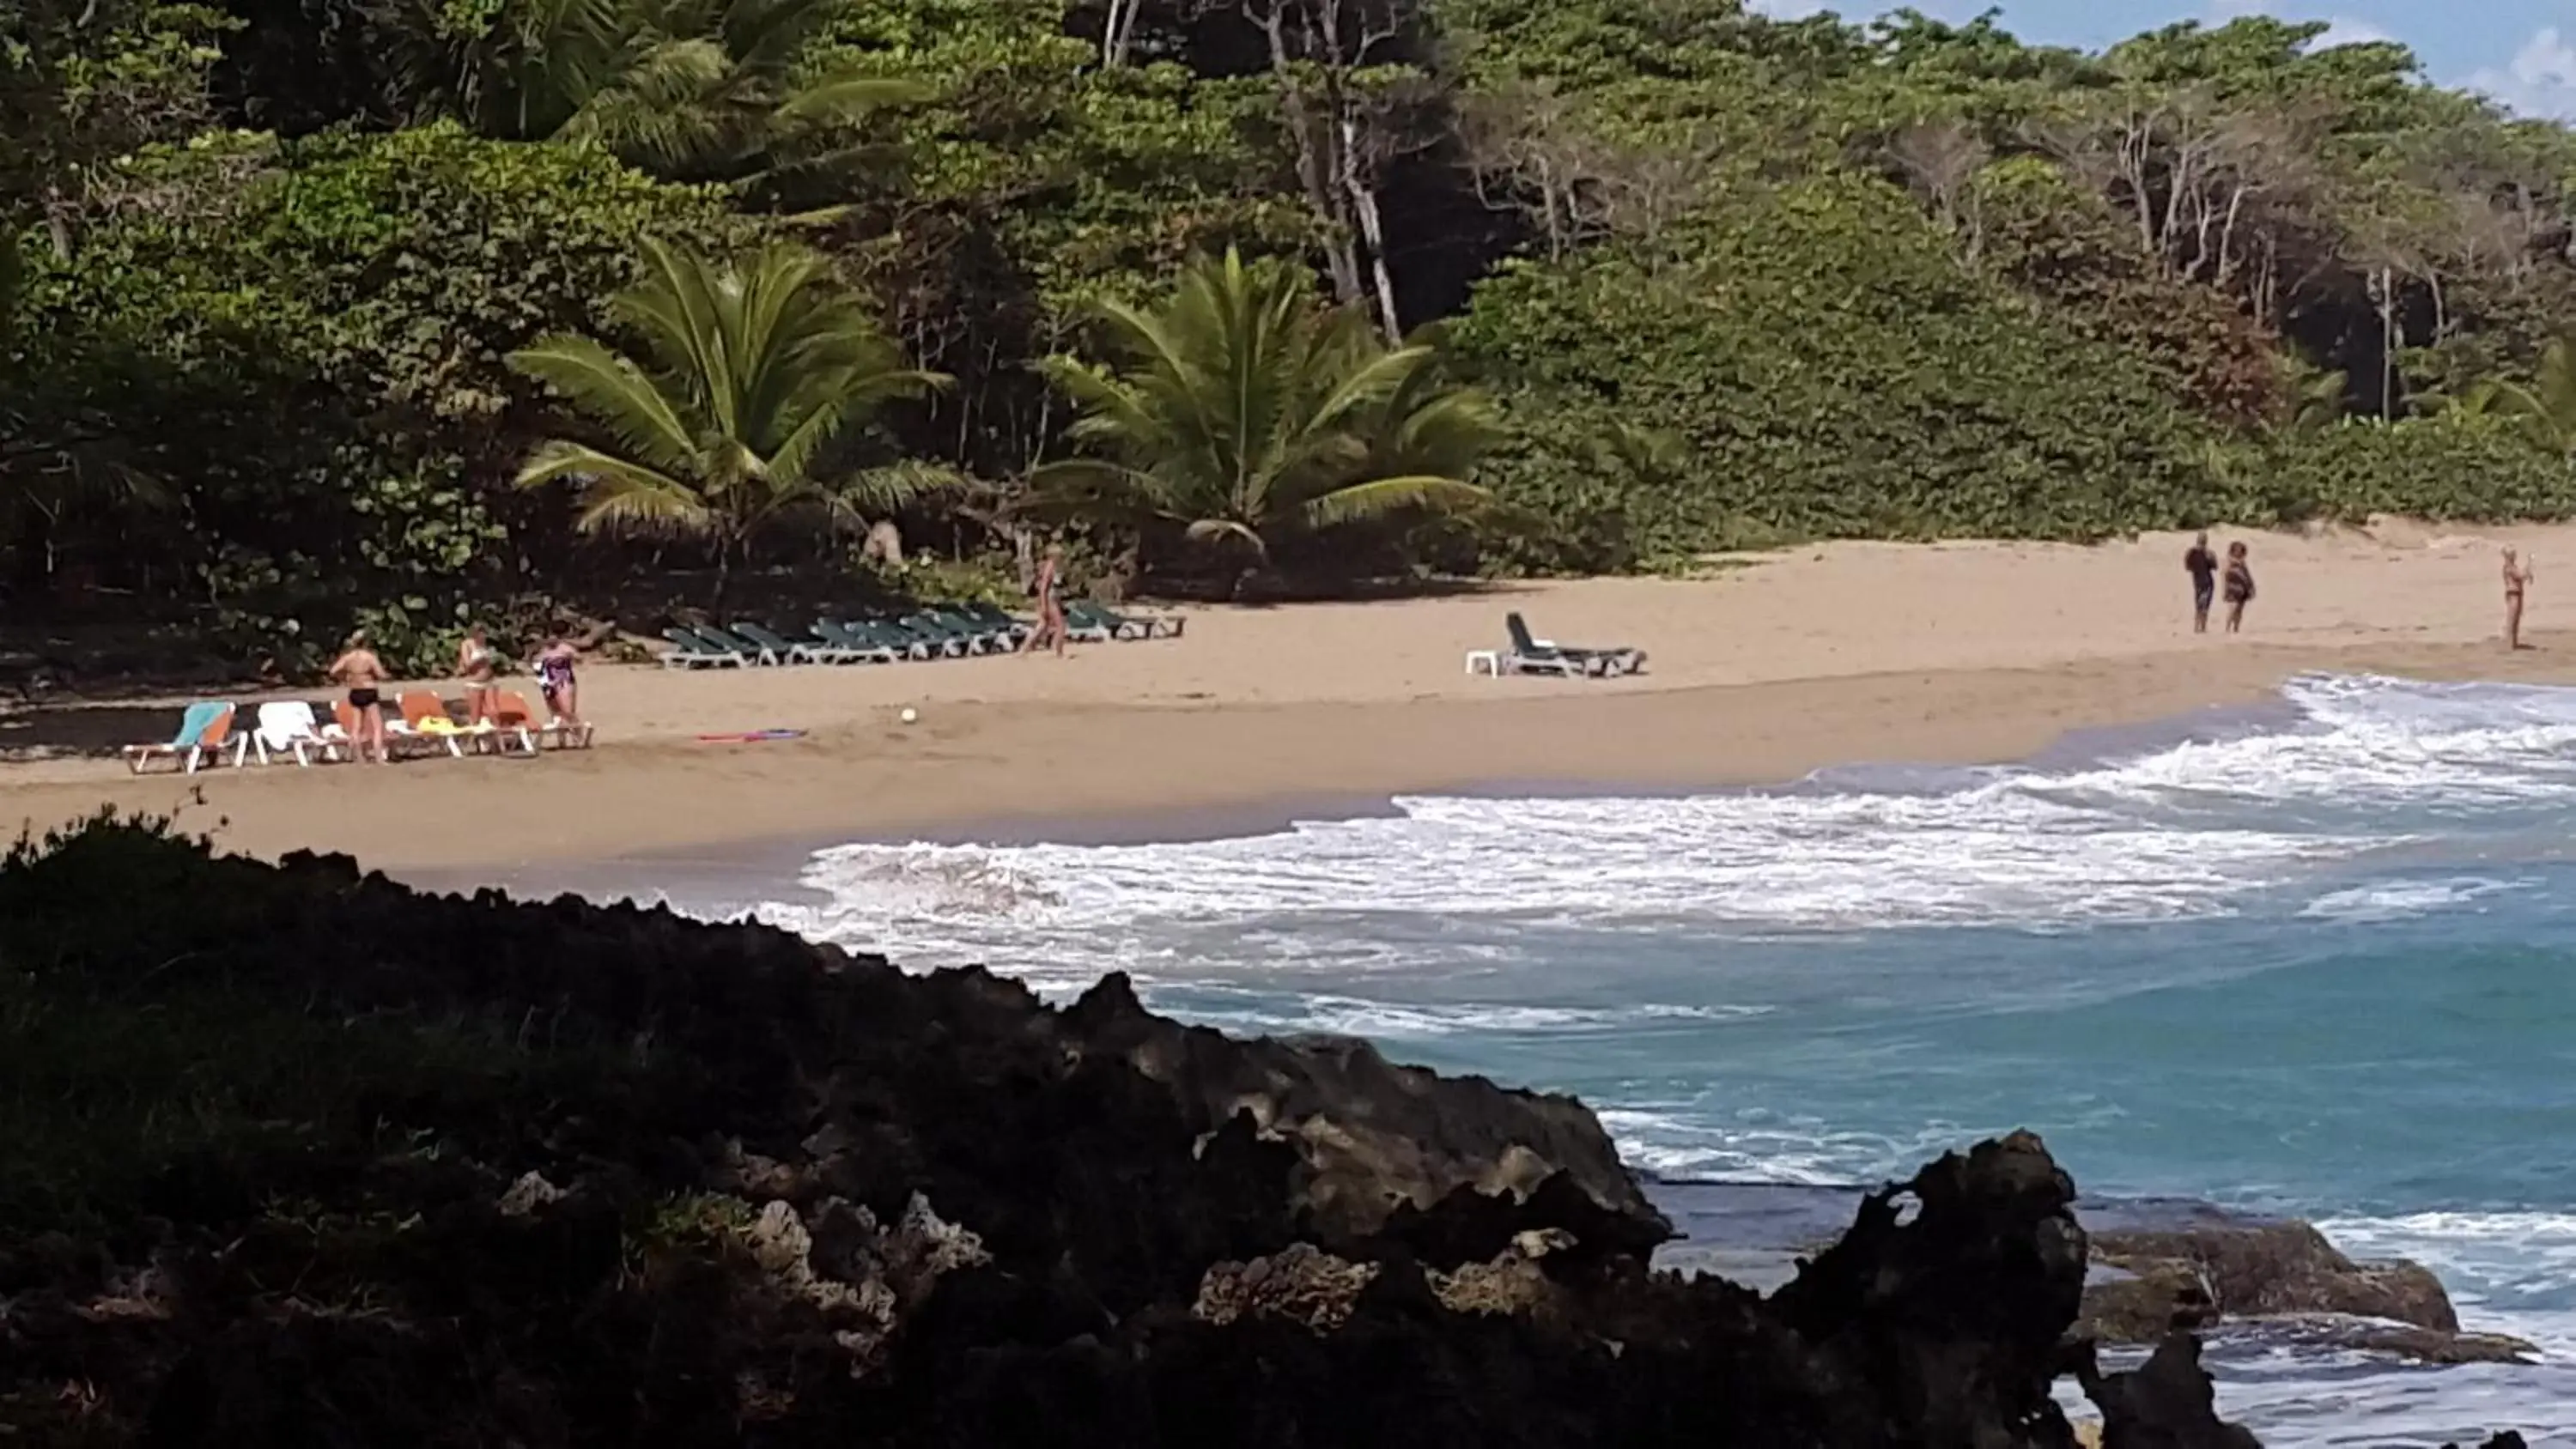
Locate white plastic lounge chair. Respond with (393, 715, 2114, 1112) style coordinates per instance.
(252, 700, 350, 766)
(123, 701, 247, 774)
(1504, 612, 1643, 677)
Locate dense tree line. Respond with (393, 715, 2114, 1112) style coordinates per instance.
(10, 0, 2576, 668)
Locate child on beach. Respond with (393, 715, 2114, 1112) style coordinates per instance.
(2222, 542, 2255, 634)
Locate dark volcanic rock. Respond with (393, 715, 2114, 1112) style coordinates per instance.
(2074, 1333, 2263, 1449)
(0, 823, 2527, 1447)
(2091, 1220, 2458, 1332)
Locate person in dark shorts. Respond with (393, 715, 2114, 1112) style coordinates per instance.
(329, 629, 391, 764)
(2184, 532, 2219, 634)
(2222, 541, 2256, 634)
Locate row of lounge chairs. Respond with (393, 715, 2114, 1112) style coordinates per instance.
(659, 601, 1182, 670)
(124, 690, 593, 774)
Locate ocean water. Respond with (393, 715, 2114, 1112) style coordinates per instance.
(750, 673, 2576, 1446)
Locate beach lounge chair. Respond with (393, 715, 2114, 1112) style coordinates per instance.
(690, 623, 781, 666)
(1062, 600, 1142, 641)
(495, 689, 592, 750)
(661, 627, 748, 669)
(960, 601, 1033, 645)
(394, 689, 498, 757)
(913, 611, 1008, 655)
(123, 701, 246, 774)
(732, 621, 848, 665)
(250, 700, 349, 766)
(1086, 601, 1183, 640)
(1504, 613, 1643, 677)
(872, 615, 963, 658)
(811, 620, 902, 664)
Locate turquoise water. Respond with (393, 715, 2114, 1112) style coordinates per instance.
(752, 675, 2576, 1445)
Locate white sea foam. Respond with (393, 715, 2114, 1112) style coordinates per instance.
(2298, 876, 2532, 924)
(756, 674, 2576, 981)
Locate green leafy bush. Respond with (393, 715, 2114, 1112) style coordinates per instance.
(1454, 173, 2227, 569)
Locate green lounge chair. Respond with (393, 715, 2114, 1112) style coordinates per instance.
(733, 621, 850, 665)
(662, 627, 748, 669)
(810, 620, 901, 664)
(1064, 600, 1146, 641)
(691, 623, 782, 665)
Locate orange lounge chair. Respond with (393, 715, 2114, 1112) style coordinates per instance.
(495, 689, 592, 750)
(392, 689, 496, 758)
(123, 701, 244, 774)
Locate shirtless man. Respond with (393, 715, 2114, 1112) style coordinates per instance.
(2504, 547, 2536, 651)
(2184, 532, 2219, 634)
(329, 629, 392, 764)
(1017, 542, 1070, 658)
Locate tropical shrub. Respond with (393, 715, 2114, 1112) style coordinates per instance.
(1455, 173, 2227, 570)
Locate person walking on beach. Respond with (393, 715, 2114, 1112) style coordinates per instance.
(2503, 547, 2537, 650)
(2222, 541, 2256, 635)
(1018, 542, 1070, 658)
(535, 633, 582, 729)
(329, 629, 391, 765)
(2184, 532, 2220, 634)
(457, 623, 500, 739)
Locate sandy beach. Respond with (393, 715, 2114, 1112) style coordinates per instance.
(10, 520, 2576, 877)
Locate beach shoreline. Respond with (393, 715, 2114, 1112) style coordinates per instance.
(14, 526, 2576, 880)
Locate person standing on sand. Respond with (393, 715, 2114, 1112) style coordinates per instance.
(2503, 547, 2536, 651)
(2184, 532, 2220, 634)
(1018, 542, 1070, 658)
(2222, 542, 2256, 635)
(457, 624, 500, 737)
(329, 630, 391, 765)
(535, 633, 582, 729)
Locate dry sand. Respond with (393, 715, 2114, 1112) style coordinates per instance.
(10, 521, 2576, 878)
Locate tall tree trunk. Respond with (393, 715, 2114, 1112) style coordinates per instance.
(1257, 8, 1364, 306)
(1338, 112, 1403, 340)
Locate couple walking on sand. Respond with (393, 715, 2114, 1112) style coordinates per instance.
(325, 625, 585, 764)
(2184, 534, 2257, 635)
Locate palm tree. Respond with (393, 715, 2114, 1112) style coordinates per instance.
(2476, 336, 2576, 458)
(508, 238, 945, 591)
(1030, 249, 1497, 579)
(401, 0, 921, 185)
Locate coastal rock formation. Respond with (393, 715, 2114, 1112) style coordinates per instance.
(2079, 1218, 2530, 1363)
(0, 821, 2487, 1446)
(2091, 1221, 2458, 1331)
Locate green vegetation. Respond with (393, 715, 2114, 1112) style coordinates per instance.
(12, 1, 2576, 664)
(1032, 248, 1495, 583)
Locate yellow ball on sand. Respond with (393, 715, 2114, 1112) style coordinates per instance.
(900, 707, 919, 724)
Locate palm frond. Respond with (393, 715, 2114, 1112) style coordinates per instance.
(515, 441, 715, 536)
(507, 334, 702, 473)
(1301, 475, 1491, 530)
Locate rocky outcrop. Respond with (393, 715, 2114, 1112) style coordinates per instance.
(0, 823, 2516, 1446)
(2091, 1220, 2458, 1331)
(2078, 1217, 2531, 1364)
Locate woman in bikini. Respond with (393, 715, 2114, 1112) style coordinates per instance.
(457, 624, 500, 742)
(2222, 541, 2256, 635)
(535, 633, 582, 728)
(328, 630, 391, 764)
(2504, 547, 2536, 650)
(1017, 542, 1070, 658)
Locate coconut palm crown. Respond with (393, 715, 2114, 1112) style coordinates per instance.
(1030, 248, 1498, 564)
(508, 237, 945, 569)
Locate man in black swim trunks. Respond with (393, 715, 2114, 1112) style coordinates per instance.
(2184, 532, 2219, 634)
(329, 629, 391, 764)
